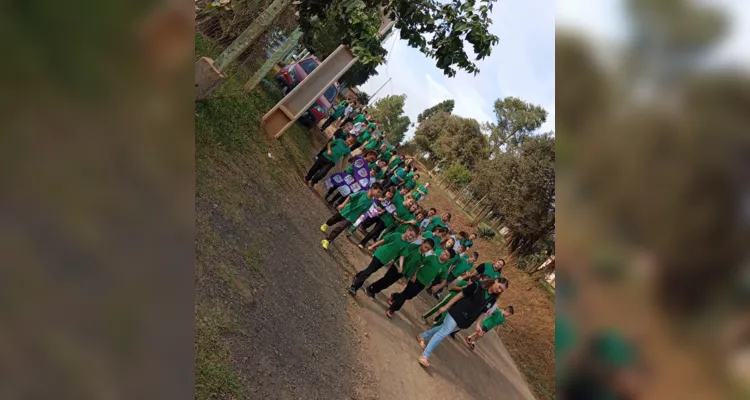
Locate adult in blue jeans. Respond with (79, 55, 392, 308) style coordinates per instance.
(415, 277, 508, 368)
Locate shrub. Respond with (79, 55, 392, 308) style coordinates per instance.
(443, 163, 472, 188)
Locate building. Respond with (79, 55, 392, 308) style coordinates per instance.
(339, 87, 361, 104)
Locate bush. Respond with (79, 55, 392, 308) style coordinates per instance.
(477, 223, 496, 239)
(443, 163, 472, 188)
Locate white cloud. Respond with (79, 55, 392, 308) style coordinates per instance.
(361, 0, 556, 140)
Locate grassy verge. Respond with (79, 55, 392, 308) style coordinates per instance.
(195, 32, 320, 400)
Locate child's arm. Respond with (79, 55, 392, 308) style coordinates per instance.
(367, 239, 386, 252)
(431, 279, 448, 292)
(326, 141, 333, 156)
(337, 195, 351, 210)
(397, 256, 405, 273)
(438, 292, 464, 314)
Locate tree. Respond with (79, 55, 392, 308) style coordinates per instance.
(431, 115, 489, 170)
(300, 0, 380, 87)
(486, 97, 548, 155)
(417, 99, 455, 123)
(357, 91, 371, 105)
(471, 132, 555, 257)
(297, 0, 500, 77)
(368, 94, 411, 145)
(413, 111, 449, 160)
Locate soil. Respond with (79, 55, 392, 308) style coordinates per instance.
(195, 122, 549, 399)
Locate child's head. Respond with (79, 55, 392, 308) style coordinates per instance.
(345, 134, 357, 146)
(343, 122, 353, 131)
(403, 225, 419, 241)
(469, 251, 479, 263)
(369, 182, 384, 197)
(442, 212, 452, 222)
(488, 277, 509, 293)
(377, 159, 387, 168)
(421, 238, 435, 253)
(439, 248, 456, 262)
(458, 231, 468, 240)
(409, 203, 419, 213)
(443, 237, 456, 250)
(413, 166, 418, 172)
(416, 211, 425, 221)
(364, 150, 378, 162)
(404, 197, 415, 208)
(425, 182, 431, 188)
(428, 208, 437, 217)
(370, 166, 380, 177)
(399, 187, 410, 196)
(502, 306, 515, 318)
(495, 259, 506, 271)
(457, 244, 467, 254)
(380, 144, 388, 151)
(469, 233, 477, 240)
(384, 186, 396, 199)
(433, 226, 448, 237)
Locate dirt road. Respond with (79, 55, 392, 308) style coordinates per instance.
(196, 137, 536, 399)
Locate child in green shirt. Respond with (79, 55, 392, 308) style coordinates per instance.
(413, 182, 431, 201)
(321, 183, 384, 250)
(348, 225, 419, 295)
(385, 248, 455, 318)
(305, 134, 357, 187)
(364, 233, 434, 299)
(465, 306, 515, 351)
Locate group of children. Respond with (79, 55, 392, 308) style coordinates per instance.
(303, 117, 517, 368)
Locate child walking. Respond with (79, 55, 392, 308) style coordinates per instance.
(320, 183, 383, 250)
(306, 134, 357, 187)
(348, 225, 419, 295)
(385, 248, 455, 318)
(364, 238, 435, 299)
(464, 306, 515, 351)
(416, 278, 508, 368)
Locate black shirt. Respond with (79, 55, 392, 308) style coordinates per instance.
(448, 282, 497, 329)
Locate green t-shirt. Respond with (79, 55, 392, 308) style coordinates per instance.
(481, 262, 502, 280)
(373, 232, 410, 263)
(367, 122, 377, 132)
(340, 191, 374, 223)
(364, 138, 382, 151)
(448, 256, 473, 281)
(415, 254, 450, 286)
(390, 168, 406, 184)
(395, 212, 416, 234)
(389, 156, 402, 169)
(413, 184, 428, 200)
(421, 231, 435, 243)
(405, 171, 414, 182)
(375, 168, 386, 180)
(331, 105, 346, 118)
(425, 217, 446, 232)
(353, 113, 367, 124)
(379, 192, 403, 227)
(358, 130, 372, 144)
(405, 179, 417, 190)
(378, 151, 392, 163)
(323, 139, 351, 162)
(400, 244, 426, 278)
(481, 310, 506, 330)
(464, 239, 474, 248)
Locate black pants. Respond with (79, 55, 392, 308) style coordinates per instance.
(368, 265, 403, 294)
(306, 157, 335, 184)
(320, 115, 338, 131)
(330, 193, 346, 206)
(325, 213, 351, 242)
(360, 218, 387, 246)
(388, 280, 425, 312)
(351, 256, 386, 290)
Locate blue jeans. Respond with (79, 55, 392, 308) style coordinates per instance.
(420, 313, 458, 358)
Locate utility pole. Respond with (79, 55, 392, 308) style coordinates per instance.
(368, 77, 392, 105)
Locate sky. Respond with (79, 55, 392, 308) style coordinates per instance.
(359, 0, 556, 141)
(359, 0, 749, 142)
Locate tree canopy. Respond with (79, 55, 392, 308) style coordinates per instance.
(486, 97, 548, 155)
(431, 114, 489, 170)
(417, 99, 455, 123)
(472, 132, 555, 256)
(368, 94, 411, 145)
(297, 0, 500, 77)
